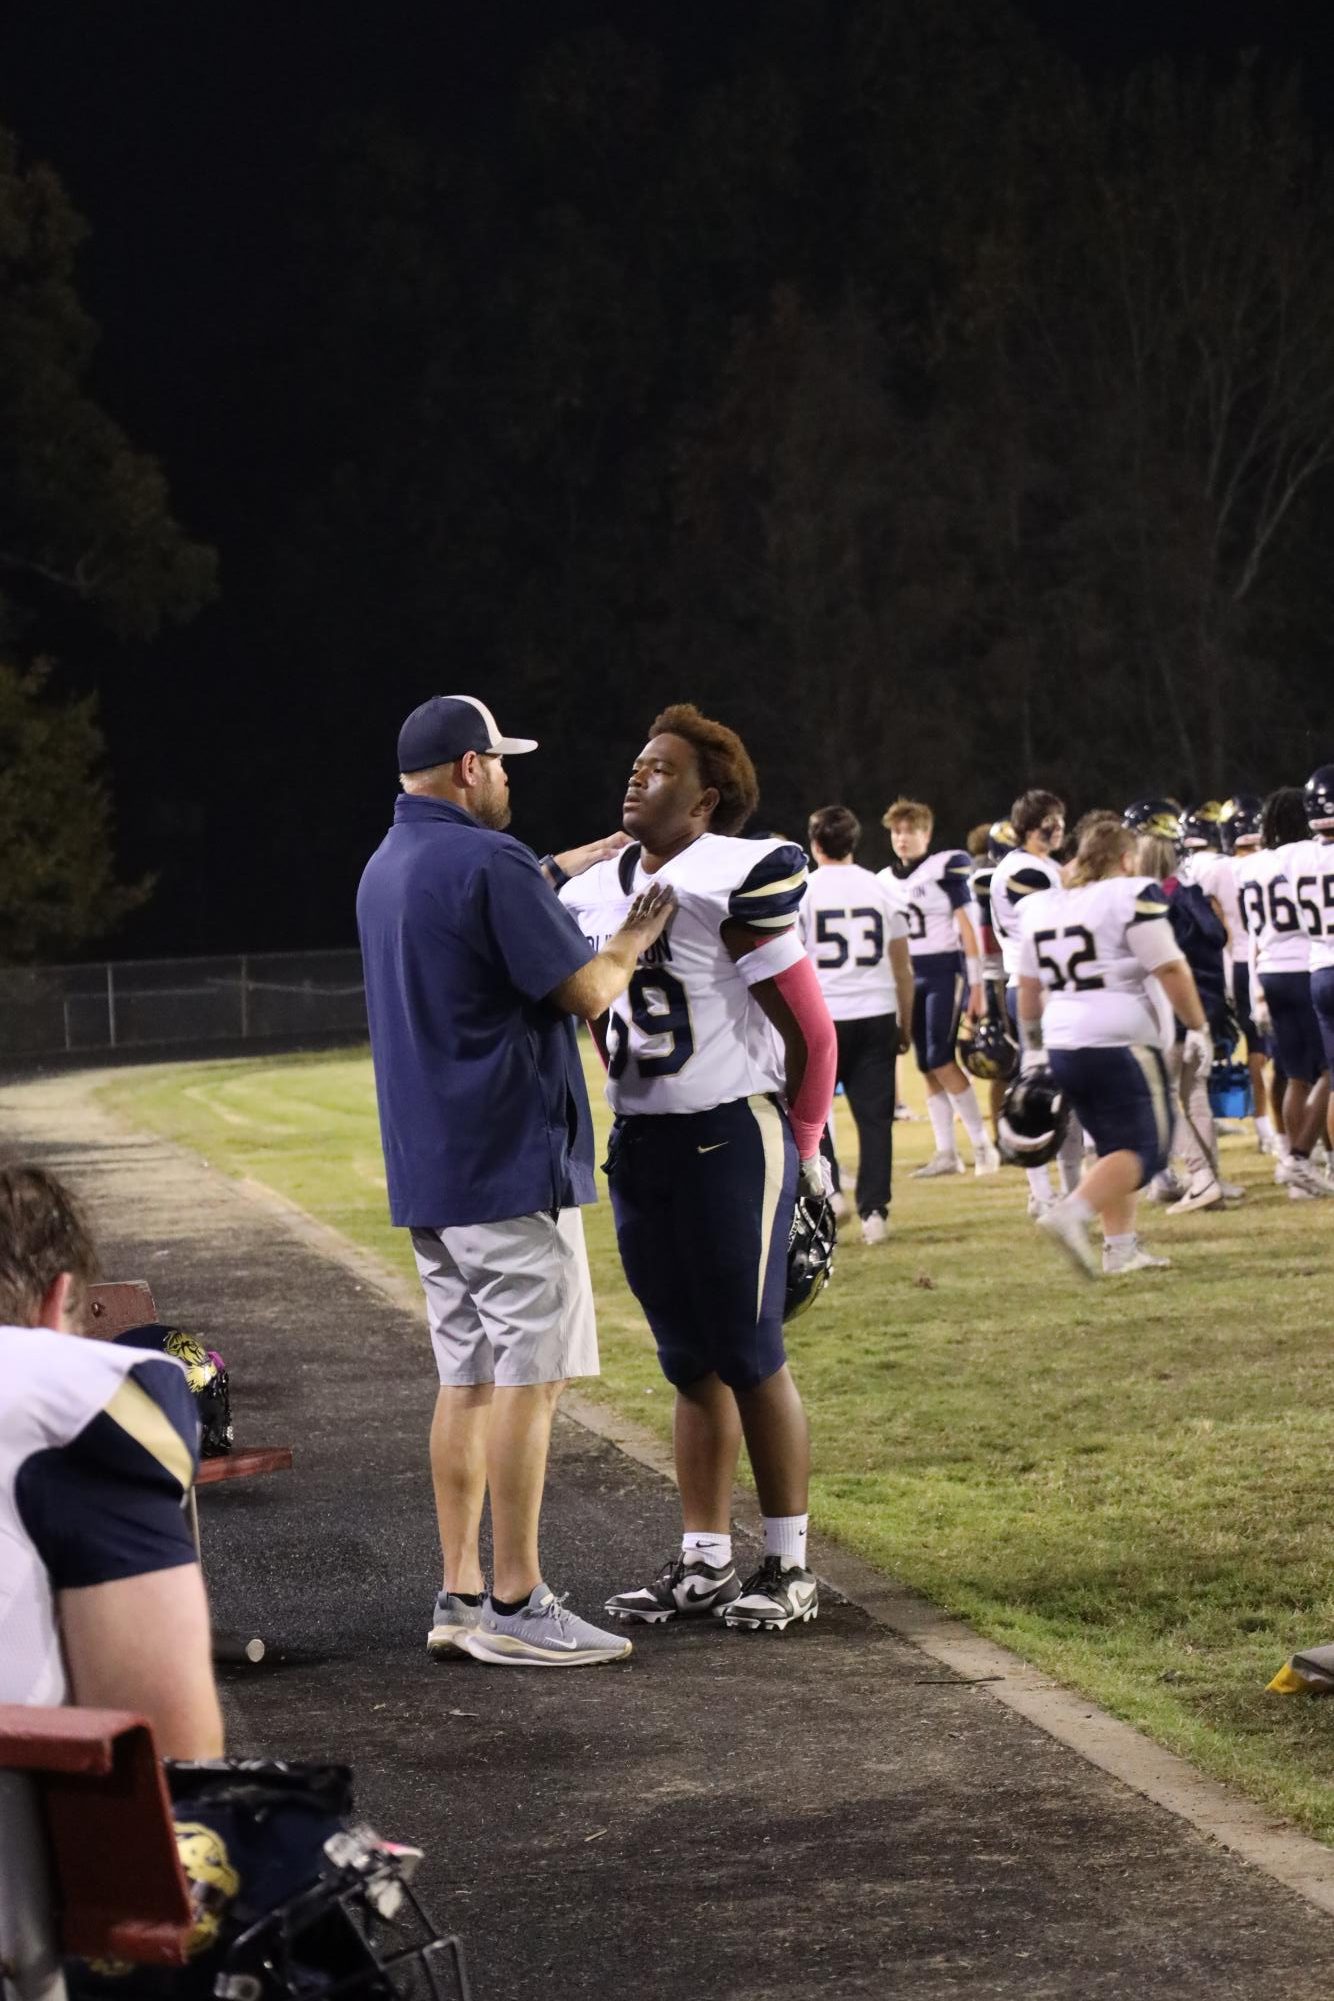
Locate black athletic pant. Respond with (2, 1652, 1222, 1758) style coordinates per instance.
(822, 1012, 898, 1219)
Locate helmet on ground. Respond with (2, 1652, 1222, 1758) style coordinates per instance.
(1218, 793, 1263, 853)
(1304, 765, 1334, 832)
(1123, 799, 1183, 843)
(784, 1194, 836, 1322)
(997, 1067, 1069, 1168)
(115, 1321, 234, 1456)
(987, 819, 1018, 863)
(1181, 802, 1225, 851)
(960, 1013, 1020, 1083)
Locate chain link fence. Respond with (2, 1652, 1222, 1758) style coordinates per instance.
(0, 950, 367, 1060)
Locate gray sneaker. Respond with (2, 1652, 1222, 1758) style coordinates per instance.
(427, 1590, 483, 1660)
(462, 1584, 633, 1668)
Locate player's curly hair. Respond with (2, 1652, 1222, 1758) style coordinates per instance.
(1261, 787, 1309, 850)
(648, 704, 759, 836)
(0, 1165, 99, 1326)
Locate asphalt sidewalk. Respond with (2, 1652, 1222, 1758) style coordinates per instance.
(6, 1069, 1334, 1999)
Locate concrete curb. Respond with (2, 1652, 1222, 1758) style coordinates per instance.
(223, 1168, 1334, 1920)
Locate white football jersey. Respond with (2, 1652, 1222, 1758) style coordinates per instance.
(0, 1330, 197, 1706)
(799, 862, 907, 1020)
(560, 834, 807, 1114)
(1187, 850, 1241, 961)
(1235, 849, 1310, 974)
(990, 849, 1062, 980)
(882, 849, 975, 958)
(1271, 838, 1334, 974)
(1017, 876, 1181, 1050)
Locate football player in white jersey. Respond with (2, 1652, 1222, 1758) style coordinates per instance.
(989, 789, 1087, 1214)
(801, 804, 914, 1246)
(879, 797, 999, 1177)
(1237, 789, 1331, 1196)
(0, 1164, 223, 1752)
(561, 705, 837, 1634)
(1219, 794, 1276, 1151)
(1016, 818, 1209, 1276)
(1277, 764, 1334, 1138)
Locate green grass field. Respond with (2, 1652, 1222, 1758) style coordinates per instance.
(98, 1045, 1334, 1838)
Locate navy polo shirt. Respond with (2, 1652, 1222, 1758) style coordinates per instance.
(356, 795, 598, 1228)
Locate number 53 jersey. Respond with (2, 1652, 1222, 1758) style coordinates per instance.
(1017, 875, 1180, 1050)
(560, 835, 808, 1114)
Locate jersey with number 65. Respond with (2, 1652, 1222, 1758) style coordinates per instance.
(880, 849, 975, 958)
(1235, 849, 1310, 975)
(1270, 839, 1334, 974)
(560, 834, 807, 1115)
(799, 862, 907, 1020)
(1017, 876, 1181, 1050)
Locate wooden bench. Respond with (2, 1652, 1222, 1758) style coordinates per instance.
(0, 1706, 191, 2001)
(87, 1282, 294, 1663)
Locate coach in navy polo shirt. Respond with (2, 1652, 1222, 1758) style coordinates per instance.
(357, 694, 673, 1669)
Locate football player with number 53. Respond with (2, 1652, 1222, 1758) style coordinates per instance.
(560, 706, 836, 1634)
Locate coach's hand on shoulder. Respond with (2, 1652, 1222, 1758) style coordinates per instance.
(553, 832, 632, 880)
(548, 882, 677, 1021)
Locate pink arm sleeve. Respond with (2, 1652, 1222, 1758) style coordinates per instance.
(771, 954, 838, 1161)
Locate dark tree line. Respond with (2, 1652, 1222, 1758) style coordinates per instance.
(4, 1, 1334, 954)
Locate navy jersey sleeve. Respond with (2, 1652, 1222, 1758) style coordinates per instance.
(479, 842, 596, 1003)
(15, 1358, 200, 1589)
(728, 843, 808, 931)
(942, 852, 974, 910)
(1009, 865, 1053, 898)
(1129, 883, 1172, 924)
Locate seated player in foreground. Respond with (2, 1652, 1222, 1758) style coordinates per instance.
(879, 798, 998, 1178)
(560, 705, 837, 1632)
(1015, 819, 1209, 1277)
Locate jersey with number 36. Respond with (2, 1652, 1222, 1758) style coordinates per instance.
(1017, 876, 1180, 1050)
(799, 862, 907, 1019)
(560, 834, 807, 1115)
(1236, 848, 1312, 974)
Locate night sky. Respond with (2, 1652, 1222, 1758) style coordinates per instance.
(0, 1, 1329, 960)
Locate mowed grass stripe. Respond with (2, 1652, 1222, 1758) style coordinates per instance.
(99, 1047, 1334, 1840)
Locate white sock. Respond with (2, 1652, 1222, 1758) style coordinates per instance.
(763, 1514, 808, 1569)
(1275, 1133, 1292, 1159)
(1025, 1164, 1055, 1200)
(951, 1082, 987, 1146)
(927, 1093, 956, 1156)
(1105, 1231, 1135, 1251)
(1063, 1193, 1095, 1226)
(683, 1531, 732, 1569)
(1256, 1115, 1274, 1143)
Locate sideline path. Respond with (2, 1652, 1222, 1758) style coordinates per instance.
(6, 1069, 1334, 1999)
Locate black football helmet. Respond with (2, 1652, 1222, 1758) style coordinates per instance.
(1123, 799, 1183, 844)
(1180, 801, 1225, 851)
(1218, 793, 1262, 853)
(997, 1067, 1069, 1168)
(960, 1013, 1020, 1083)
(1304, 765, 1334, 832)
(784, 1193, 836, 1322)
(987, 819, 1018, 863)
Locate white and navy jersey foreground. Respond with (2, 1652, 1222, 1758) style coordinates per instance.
(882, 849, 975, 957)
(560, 834, 808, 1115)
(0, 1329, 198, 1705)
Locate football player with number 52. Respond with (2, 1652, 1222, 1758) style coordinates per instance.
(560, 706, 836, 1635)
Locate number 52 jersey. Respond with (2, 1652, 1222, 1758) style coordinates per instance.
(559, 834, 808, 1114)
(1017, 875, 1180, 1049)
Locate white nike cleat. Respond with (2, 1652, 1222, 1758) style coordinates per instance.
(1145, 1170, 1185, 1205)
(1103, 1238, 1171, 1274)
(605, 1555, 741, 1624)
(973, 1137, 1001, 1177)
(1036, 1199, 1099, 1278)
(860, 1212, 888, 1246)
(1166, 1176, 1224, 1215)
(1287, 1156, 1334, 1198)
(722, 1555, 819, 1632)
(912, 1151, 964, 1179)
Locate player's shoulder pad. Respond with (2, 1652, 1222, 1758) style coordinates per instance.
(76, 1353, 200, 1497)
(728, 841, 808, 931)
(942, 850, 973, 878)
(1127, 880, 1171, 924)
(1010, 863, 1055, 896)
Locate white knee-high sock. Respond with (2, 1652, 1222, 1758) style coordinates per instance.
(951, 1082, 987, 1146)
(927, 1092, 956, 1156)
(1026, 1164, 1055, 1201)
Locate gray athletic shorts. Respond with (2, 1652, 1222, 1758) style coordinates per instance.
(410, 1207, 600, 1388)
